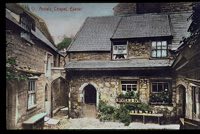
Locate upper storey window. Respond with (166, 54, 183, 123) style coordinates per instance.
(136, 3, 161, 14)
(20, 13, 35, 32)
(112, 45, 127, 60)
(151, 41, 168, 58)
(20, 13, 35, 44)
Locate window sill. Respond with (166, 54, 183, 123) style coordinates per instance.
(27, 104, 37, 111)
(149, 102, 173, 106)
(149, 57, 169, 60)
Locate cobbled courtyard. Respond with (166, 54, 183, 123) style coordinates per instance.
(44, 115, 180, 130)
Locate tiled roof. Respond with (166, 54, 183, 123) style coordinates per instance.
(112, 14, 172, 39)
(67, 16, 121, 52)
(65, 59, 174, 70)
(6, 6, 64, 56)
(6, 3, 55, 46)
(67, 14, 181, 52)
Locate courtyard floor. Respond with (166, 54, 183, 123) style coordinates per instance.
(44, 115, 180, 130)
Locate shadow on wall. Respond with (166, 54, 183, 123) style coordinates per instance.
(51, 77, 69, 116)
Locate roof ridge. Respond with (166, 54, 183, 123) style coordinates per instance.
(87, 15, 117, 19)
(67, 17, 90, 52)
(111, 16, 122, 39)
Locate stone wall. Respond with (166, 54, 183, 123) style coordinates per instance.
(113, 3, 136, 16)
(6, 29, 64, 129)
(6, 76, 47, 129)
(113, 3, 192, 16)
(175, 76, 200, 122)
(68, 73, 177, 119)
(160, 2, 192, 13)
(69, 52, 111, 61)
(52, 77, 69, 111)
(6, 31, 59, 73)
(128, 41, 151, 59)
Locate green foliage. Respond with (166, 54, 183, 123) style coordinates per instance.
(98, 100, 131, 126)
(98, 100, 116, 121)
(137, 103, 151, 112)
(117, 91, 139, 99)
(6, 57, 27, 81)
(99, 100, 115, 115)
(114, 105, 131, 126)
(56, 37, 72, 50)
(150, 92, 171, 103)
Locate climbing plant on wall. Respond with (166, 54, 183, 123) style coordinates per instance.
(6, 57, 28, 81)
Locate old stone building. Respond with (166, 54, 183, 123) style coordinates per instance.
(6, 3, 68, 129)
(65, 2, 193, 122)
(172, 2, 200, 128)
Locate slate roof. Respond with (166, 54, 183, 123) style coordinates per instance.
(68, 14, 173, 52)
(65, 59, 174, 70)
(6, 3, 55, 46)
(112, 14, 172, 39)
(67, 16, 121, 52)
(6, 8, 63, 56)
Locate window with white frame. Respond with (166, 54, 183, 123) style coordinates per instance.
(150, 81, 171, 104)
(45, 53, 53, 77)
(192, 86, 200, 119)
(121, 81, 138, 94)
(112, 45, 127, 60)
(151, 41, 168, 58)
(28, 79, 37, 109)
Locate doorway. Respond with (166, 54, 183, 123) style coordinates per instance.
(82, 84, 97, 118)
(45, 84, 51, 117)
(178, 85, 186, 118)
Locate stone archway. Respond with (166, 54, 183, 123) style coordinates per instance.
(177, 85, 186, 118)
(84, 84, 96, 104)
(51, 77, 68, 117)
(79, 83, 99, 118)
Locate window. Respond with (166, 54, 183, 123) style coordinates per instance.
(112, 45, 127, 60)
(150, 81, 171, 104)
(45, 53, 53, 77)
(20, 15, 31, 32)
(192, 86, 200, 119)
(151, 41, 168, 58)
(121, 81, 138, 94)
(28, 79, 37, 109)
(20, 13, 35, 44)
(45, 84, 48, 101)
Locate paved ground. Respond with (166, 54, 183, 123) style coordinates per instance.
(44, 115, 180, 130)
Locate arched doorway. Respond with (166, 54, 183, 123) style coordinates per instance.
(82, 84, 97, 118)
(178, 85, 186, 118)
(44, 84, 51, 117)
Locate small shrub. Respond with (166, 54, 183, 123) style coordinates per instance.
(114, 105, 131, 126)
